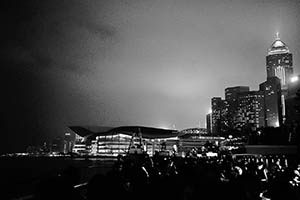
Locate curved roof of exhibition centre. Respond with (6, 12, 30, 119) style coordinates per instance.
(69, 125, 184, 140)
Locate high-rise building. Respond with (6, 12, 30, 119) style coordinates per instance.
(237, 91, 265, 130)
(207, 34, 294, 133)
(225, 86, 250, 130)
(211, 97, 227, 135)
(206, 112, 212, 135)
(285, 75, 300, 126)
(259, 77, 283, 127)
(266, 33, 293, 122)
(266, 33, 293, 90)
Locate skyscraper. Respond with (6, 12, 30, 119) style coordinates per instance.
(206, 112, 212, 135)
(211, 97, 227, 135)
(237, 91, 265, 130)
(225, 86, 250, 130)
(266, 33, 293, 123)
(259, 77, 283, 127)
(285, 75, 300, 127)
(266, 33, 293, 90)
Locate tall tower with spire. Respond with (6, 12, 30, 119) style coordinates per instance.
(263, 33, 293, 125)
(266, 33, 293, 90)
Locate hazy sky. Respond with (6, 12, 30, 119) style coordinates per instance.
(2, 0, 300, 152)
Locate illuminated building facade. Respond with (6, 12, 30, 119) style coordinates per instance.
(63, 132, 73, 153)
(266, 33, 293, 90)
(208, 34, 294, 132)
(180, 128, 207, 137)
(70, 126, 181, 156)
(91, 134, 137, 156)
(73, 144, 87, 154)
(266, 34, 293, 122)
(225, 86, 250, 130)
(237, 91, 265, 130)
(259, 77, 283, 127)
(211, 97, 228, 135)
(73, 134, 87, 154)
(70, 126, 225, 156)
(206, 112, 212, 135)
(85, 134, 179, 156)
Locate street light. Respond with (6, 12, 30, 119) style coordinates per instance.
(290, 76, 299, 83)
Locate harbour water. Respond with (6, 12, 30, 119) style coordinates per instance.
(0, 157, 116, 200)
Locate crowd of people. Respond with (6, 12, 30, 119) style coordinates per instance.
(33, 151, 300, 200)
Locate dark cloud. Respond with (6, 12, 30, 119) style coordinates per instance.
(1, 0, 300, 153)
(77, 19, 117, 40)
(1, 0, 118, 76)
(2, 62, 46, 153)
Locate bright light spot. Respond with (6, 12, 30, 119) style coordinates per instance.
(275, 121, 280, 127)
(291, 76, 299, 83)
(208, 108, 212, 114)
(172, 145, 178, 152)
(206, 152, 218, 157)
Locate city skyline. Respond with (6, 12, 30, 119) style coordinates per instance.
(2, 0, 300, 153)
(209, 27, 299, 136)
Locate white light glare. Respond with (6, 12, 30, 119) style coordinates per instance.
(291, 76, 299, 83)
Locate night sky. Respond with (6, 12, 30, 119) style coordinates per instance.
(2, 0, 300, 153)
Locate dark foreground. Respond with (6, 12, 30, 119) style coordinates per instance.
(0, 157, 115, 200)
(2, 154, 300, 200)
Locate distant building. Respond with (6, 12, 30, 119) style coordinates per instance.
(225, 86, 250, 130)
(63, 132, 73, 153)
(259, 77, 283, 127)
(180, 127, 207, 137)
(75, 133, 84, 143)
(70, 126, 181, 156)
(207, 33, 295, 133)
(285, 75, 300, 126)
(72, 143, 88, 154)
(51, 136, 64, 153)
(211, 97, 227, 135)
(73, 134, 88, 154)
(237, 90, 265, 130)
(266, 33, 293, 122)
(266, 33, 293, 90)
(206, 112, 212, 135)
(70, 126, 225, 156)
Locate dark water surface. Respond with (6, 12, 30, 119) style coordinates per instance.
(0, 157, 115, 199)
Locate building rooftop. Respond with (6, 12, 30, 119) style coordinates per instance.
(69, 125, 184, 140)
(268, 33, 290, 55)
